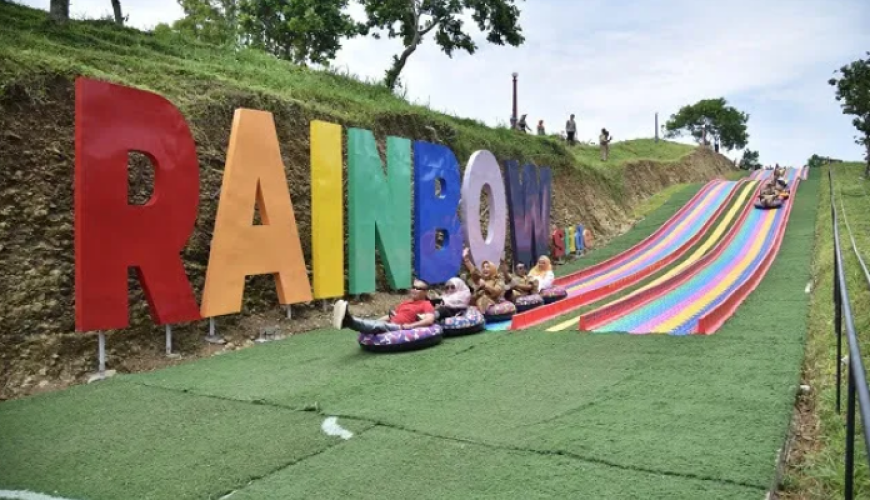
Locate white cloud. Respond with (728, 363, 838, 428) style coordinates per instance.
(17, 0, 870, 165)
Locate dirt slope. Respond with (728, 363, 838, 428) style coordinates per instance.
(0, 76, 736, 400)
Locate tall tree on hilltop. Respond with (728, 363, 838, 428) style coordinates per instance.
(739, 148, 761, 170)
(239, 0, 361, 65)
(174, 0, 241, 46)
(358, 0, 526, 91)
(829, 52, 870, 178)
(111, 0, 124, 25)
(664, 98, 749, 151)
(49, 0, 69, 22)
(48, 0, 123, 24)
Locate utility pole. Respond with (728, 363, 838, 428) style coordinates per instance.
(511, 72, 518, 130)
(655, 112, 659, 143)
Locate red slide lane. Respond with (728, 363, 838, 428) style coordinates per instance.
(511, 179, 746, 330)
(552, 179, 723, 288)
(578, 181, 763, 331)
(695, 178, 801, 334)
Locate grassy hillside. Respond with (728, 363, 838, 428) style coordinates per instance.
(0, 1, 737, 399)
(0, 1, 696, 174)
(780, 162, 870, 499)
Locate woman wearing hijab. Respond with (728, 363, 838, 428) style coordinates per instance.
(433, 277, 471, 320)
(528, 255, 555, 291)
(462, 250, 506, 311)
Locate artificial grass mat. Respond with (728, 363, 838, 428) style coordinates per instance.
(0, 379, 373, 500)
(0, 176, 816, 499)
(228, 426, 762, 500)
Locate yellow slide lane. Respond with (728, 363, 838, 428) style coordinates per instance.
(644, 208, 775, 332)
(546, 181, 756, 332)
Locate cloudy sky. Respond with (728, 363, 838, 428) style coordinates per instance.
(20, 0, 870, 165)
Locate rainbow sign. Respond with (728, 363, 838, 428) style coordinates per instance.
(73, 78, 553, 332)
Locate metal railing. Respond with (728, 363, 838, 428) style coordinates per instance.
(829, 167, 870, 499)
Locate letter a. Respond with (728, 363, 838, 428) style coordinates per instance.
(74, 77, 201, 331)
(200, 109, 312, 317)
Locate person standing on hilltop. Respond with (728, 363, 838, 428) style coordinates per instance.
(566, 114, 577, 144)
(599, 128, 612, 161)
(517, 114, 531, 133)
(537, 120, 546, 136)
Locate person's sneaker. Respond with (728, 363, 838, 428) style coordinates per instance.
(332, 300, 348, 330)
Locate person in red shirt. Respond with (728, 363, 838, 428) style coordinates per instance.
(332, 279, 436, 334)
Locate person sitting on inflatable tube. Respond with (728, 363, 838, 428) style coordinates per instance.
(501, 261, 539, 301)
(529, 255, 555, 290)
(333, 279, 436, 334)
(461, 251, 507, 312)
(501, 260, 545, 311)
(430, 277, 472, 321)
(755, 182, 782, 209)
(529, 255, 568, 302)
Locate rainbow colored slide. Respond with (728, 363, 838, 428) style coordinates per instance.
(508, 178, 745, 330)
(578, 168, 801, 334)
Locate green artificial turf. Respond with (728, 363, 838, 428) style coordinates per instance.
(0, 379, 373, 500)
(228, 426, 762, 500)
(0, 175, 817, 499)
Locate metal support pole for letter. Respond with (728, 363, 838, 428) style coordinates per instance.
(655, 112, 659, 143)
(205, 317, 224, 345)
(165, 324, 173, 355)
(98, 332, 106, 377)
(286, 305, 292, 320)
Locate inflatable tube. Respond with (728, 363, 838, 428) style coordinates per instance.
(484, 300, 517, 323)
(540, 286, 568, 304)
(754, 200, 782, 210)
(514, 294, 544, 312)
(441, 307, 486, 337)
(358, 325, 443, 353)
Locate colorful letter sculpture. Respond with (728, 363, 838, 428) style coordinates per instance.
(505, 161, 553, 267)
(575, 224, 585, 253)
(347, 129, 412, 294)
(200, 109, 312, 317)
(566, 226, 576, 253)
(460, 150, 507, 267)
(310, 120, 344, 299)
(71, 77, 556, 334)
(74, 78, 202, 331)
(551, 228, 565, 259)
(413, 141, 463, 283)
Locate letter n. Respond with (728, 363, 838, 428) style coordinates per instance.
(347, 129, 411, 294)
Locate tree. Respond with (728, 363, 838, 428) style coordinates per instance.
(173, 0, 242, 46)
(664, 98, 749, 151)
(829, 52, 870, 178)
(47, 0, 122, 24)
(358, 0, 525, 91)
(238, 0, 361, 66)
(739, 148, 761, 170)
(49, 0, 69, 22)
(111, 0, 124, 25)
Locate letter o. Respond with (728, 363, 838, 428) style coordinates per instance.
(460, 150, 507, 267)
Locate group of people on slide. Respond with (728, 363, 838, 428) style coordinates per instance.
(756, 164, 790, 209)
(332, 250, 556, 335)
